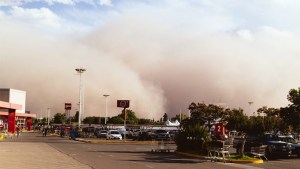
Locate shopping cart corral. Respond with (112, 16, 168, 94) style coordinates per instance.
(151, 139, 176, 153)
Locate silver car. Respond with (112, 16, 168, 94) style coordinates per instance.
(106, 130, 122, 140)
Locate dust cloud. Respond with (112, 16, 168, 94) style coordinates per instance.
(1, 2, 300, 119)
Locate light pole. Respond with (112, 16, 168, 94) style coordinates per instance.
(103, 94, 110, 124)
(248, 101, 253, 116)
(47, 108, 51, 126)
(75, 68, 86, 127)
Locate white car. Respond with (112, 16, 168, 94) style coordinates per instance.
(106, 130, 122, 140)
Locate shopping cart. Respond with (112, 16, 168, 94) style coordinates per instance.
(151, 139, 175, 152)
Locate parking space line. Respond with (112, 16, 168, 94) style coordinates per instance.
(130, 161, 154, 168)
(221, 163, 264, 169)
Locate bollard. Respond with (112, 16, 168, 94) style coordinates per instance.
(0, 134, 4, 141)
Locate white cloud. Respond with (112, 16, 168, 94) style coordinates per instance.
(45, 0, 75, 5)
(0, 0, 22, 6)
(0, 0, 113, 6)
(260, 26, 292, 37)
(98, 0, 112, 6)
(237, 29, 253, 41)
(9, 6, 63, 29)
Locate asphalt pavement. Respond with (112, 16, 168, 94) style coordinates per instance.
(3, 132, 300, 169)
(0, 132, 91, 169)
(0, 132, 261, 169)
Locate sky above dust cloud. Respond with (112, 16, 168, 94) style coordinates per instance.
(1, 0, 300, 120)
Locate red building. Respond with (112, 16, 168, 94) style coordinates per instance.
(0, 89, 36, 133)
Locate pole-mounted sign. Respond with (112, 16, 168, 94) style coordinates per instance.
(117, 100, 130, 142)
(65, 103, 72, 110)
(65, 103, 72, 124)
(117, 100, 130, 108)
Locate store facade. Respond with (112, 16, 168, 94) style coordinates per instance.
(0, 89, 36, 133)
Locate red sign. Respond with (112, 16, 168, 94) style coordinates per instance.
(117, 100, 130, 108)
(0, 125, 3, 130)
(65, 103, 72, 110)
(214, 123, 224, 135)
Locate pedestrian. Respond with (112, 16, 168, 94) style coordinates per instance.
(44, 126, 48, 136)
(16, 125, 20, 137)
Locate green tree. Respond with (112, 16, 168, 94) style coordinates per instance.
(72, 111, 79, 123)
(188, 102, 227, 130)
(225, 108, 248, 132)
(53, 113, 66, 124)
(108, 116, 124, 124)
(280, 87, 300, 132)
(118, 109, 138, 124)
(83, 116, 100, 125)
(257, 106, 282, 133)
(138, 118, 152, 125)
(175, 123, 210, 152)
(163, 113, 168, 122)
(171, 114, 188, 122)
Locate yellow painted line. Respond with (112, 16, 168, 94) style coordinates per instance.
(175, 151, 264, 164)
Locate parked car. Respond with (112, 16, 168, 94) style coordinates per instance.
(169, 130, 179, 140)
(82, 126, 95, 138)
(278, 135, 300, 157)
(156, 130, 171, 140)
(137, 130, 155, 140)
(106, 130, 122, 140)
(97, 130, 108, 138)
(131, 129, 141, 140)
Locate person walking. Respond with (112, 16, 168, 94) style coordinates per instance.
(16, 125, 20, 137)
(42, 126, 48, 137)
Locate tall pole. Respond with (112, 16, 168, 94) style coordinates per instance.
(248, 101, 253, 116)
(75, 68, 86, 127)
(47, 108, 51, 126)
(124, 108, 126, 142)
(103, 94, 110, 124)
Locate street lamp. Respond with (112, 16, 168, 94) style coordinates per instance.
(75, 68, 86, 127)
(248, 101, 253, 116)
(103, 94, 110, 124)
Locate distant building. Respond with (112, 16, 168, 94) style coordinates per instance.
(0, 88, 36, 133)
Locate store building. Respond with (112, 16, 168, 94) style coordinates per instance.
(0, 88, 36, 133)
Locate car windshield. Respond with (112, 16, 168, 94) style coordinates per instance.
(278, 136, 296, 143)
(264, 134, 280, 141)
(100, 131, 107, 134)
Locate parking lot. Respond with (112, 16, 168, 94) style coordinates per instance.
(2, 132, 300, 169)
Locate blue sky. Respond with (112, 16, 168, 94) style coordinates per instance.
(1, 0, 300, 35)
(1, 0, 300, 118)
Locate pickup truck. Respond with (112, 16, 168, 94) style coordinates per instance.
(233, 134, 291, 159)
(278, 135, 300, 157)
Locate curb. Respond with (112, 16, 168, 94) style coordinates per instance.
(75, 138, 157, 145)
(175, 151, 264, 164)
